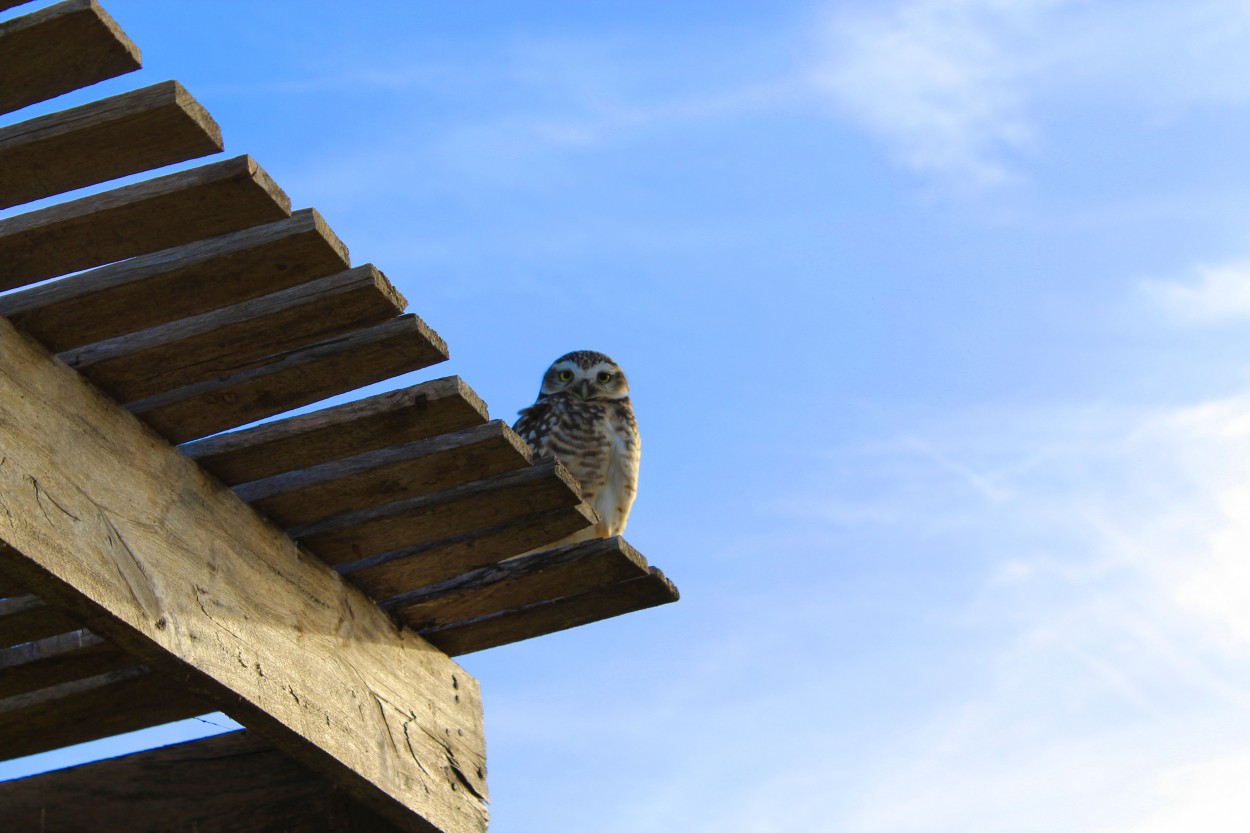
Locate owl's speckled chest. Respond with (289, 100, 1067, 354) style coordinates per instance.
(513, 392, 640, 537)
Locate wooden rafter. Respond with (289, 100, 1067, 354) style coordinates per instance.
(0, 317, 487, 832)
(0, 0, 680, 827)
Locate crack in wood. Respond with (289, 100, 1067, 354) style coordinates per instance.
(416, 723, 487, 803)
(27, 474, 80, 524)
(98, 512, 162, 624)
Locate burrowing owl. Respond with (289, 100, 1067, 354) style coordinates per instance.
(513, 351, 640, 542)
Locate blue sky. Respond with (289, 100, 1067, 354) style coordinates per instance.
(7, 0, 1250, 830)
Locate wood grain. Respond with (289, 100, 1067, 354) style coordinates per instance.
(236, 422, 532, 528)
(0, 80, 223, 209)
(0, 667, 212, 760)
(0, 208, 349, 352)
(0, 317, 487, 832)
(0, 0, 141, 116)
(0, 730, 407, 833)
(345, 506, 599, 601)
(128, 314, 450, 444)
(423, 569, 680, 657)
(62, 264, 407, 403)
(391, 537, 656, 629)
(0, 154, 291, 290)
(291, 459, 587, 567)
(181, 376, 489, 485)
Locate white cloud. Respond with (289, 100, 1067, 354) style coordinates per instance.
(811, 0, 1050, 187)
(1106, 748, 1250, 833)
(785, 394, 1250, 831)
(810, 0, 1250, 187)
(1142, 261, 1250, 324)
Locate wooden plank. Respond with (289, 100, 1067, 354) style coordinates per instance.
(0, 0, 141, 116)
(0, 593, 80, 646)
(128, 314, 449, 444)
(423, 569, 680, 657)
(181, 376, 488, 485)
(0, 730, 407, 833)
(0, 667, 212, 761)
(236, 422, 531, 528)
(61, 264, 407, 403)
(0, 628, 132, 699)
(0, 209, 349, 352)
(0, 318, 488, 833)
(290, 459, 587, 568)
(343, 506, 598, 601)
(0, 80, 224, 209)
(389, 537, 656, 628)
(0, 154, 291, 291)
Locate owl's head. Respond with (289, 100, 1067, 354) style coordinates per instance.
(539, 350, 630, 401)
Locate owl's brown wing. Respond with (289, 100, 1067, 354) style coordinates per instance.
(512, 397, 560, 457)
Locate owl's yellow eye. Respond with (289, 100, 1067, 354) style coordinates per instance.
(558, 369, 574, 382)
(596, 371, 613, 384)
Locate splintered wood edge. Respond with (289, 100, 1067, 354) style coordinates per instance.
(0, 154, 290, 237)
(129, 313, 451, 444)
(0, 209, 342, 323)
(233, 421, 522, 506)
(421, 567, 680, 656)
(180, 376, 490, 483)
(0, 80, 225, 209)
(0, 155, 293, 292)
(389, 537, 654, 630)
(0, 0, 142, 116)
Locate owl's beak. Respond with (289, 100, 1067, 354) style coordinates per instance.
(573, 378, 593, 399)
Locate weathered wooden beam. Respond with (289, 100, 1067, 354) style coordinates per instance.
(390, 537, 657, 628)
(0, 209, 349, 352)
(423, 569, 680, 657)
(0, 666, 212, 760)
(0, 80, 224, 209)
(0, 730, 407, 833)
(0, 318, 487, 833)
(0, 628, 131, 699)
(235, 422, 531, 528)
(128, 314, 449, 444)
(61, 264, 407, 403)
(0, 154, 291, 291)
(290, 459, 587, 568)
(343, 506, 599, 600)
(0, 593, 80, 646)
(181, 376, 489, 485)
(0, 0, 141, 116)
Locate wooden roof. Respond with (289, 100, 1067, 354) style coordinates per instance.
(0, 1, 678, 830)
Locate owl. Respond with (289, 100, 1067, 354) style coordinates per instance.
(513, 350, 640, 544)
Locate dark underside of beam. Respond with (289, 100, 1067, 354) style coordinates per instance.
(0, 730, 407, 833)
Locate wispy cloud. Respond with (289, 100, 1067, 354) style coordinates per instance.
(1142, 261, 1250, 324)
(810, 0, 1250, 188)
(810, 0, 1049, 187)
(776, 395, 1250, 831)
